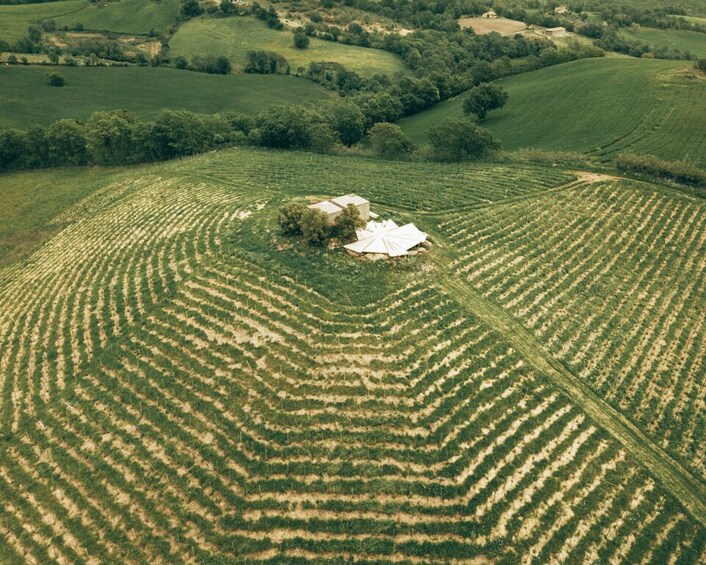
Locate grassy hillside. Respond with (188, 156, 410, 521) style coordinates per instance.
(0, 168, 120, 265)
(0, 148, 705, 562)
(620, 27, 706, 58)
(170, 16, 409, 77)
(0, 66, 333, 130)
(398, 58, 706, 164)
(51, 0, 181, 34)
(0, 0, 85, 42)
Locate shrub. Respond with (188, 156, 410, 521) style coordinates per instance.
(333, 204, 365, 243)
(300, 208, 331, 245)
(293, 31, 310, 49)
(277, 202, 306, 235)
(427, 118, 500, 161)
(369, 122, 414, 158)
(615, 152, 706, 188)
(695, 58, 706, 73)
(48, 72, 65, 87)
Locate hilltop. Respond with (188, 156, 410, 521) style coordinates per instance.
(0, 147, 705, 562)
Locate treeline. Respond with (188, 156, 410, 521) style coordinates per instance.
(615, 153, 706, 189)
(0, 102, 369, 171)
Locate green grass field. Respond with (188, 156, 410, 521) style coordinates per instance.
(0, 168, 120, 265)
(398, 57, 706, 164)
(620, 26, 706, 58)
(0, 147, 705, 562)
(52, 0, 181, 35)
(0, 65, 333, 130)
(0, 0, 85, 43)
(170, 16, 409, 77)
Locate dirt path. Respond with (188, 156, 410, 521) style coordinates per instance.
(430, 238, 706, 528)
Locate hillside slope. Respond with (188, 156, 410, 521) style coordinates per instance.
(0, 148, 705, 563)
(170, 16, 409, 77)
(0, 66, 333, 130)
(399, 58, 706, 164)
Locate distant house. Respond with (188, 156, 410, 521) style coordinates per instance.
(544, 26, 568, 36)
(308, 194, 377, 225)
(554, 6, 569, 15)
(482, 10, 497, 18)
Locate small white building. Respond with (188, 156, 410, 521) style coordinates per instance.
(544, 26, 568, 36)
(554, 6, 568, 15)
(482, 10, 498, 18)
(308, 194, 377, 225)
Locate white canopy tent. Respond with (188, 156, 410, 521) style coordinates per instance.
(344, 220, 427, 257)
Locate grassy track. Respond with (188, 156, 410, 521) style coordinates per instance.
(0, 66, 333, 130)
(51, 0, 181, 34)
(620, 27, 706, 58)
(0, 147, 705, 562)
(0, 0, 85, 42)
(398, 57, 706, 165)
(170, 16, 409, 77)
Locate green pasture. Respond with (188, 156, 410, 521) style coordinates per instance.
(0, 65, 333, 130)
(398, 57, 706, 164)
(0, 0, 84, 43)
(620, 26, 706, 58)
(169, 16, 409, 77)
(52, 0, 182, 35)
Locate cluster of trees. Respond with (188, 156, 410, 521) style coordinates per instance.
(244, 50, 290, 74)
(277, 202, 365, 246)
(0, 110, 254, 171)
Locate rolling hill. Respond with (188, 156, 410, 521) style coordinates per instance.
(169, 16, 409, 77)
(0, 66, 334, 130)
(398, 57, 706, 165)
(619, 27, 706, 58)
(51, 0, 181, 35)
(0, 147, 705, 562)
(0, 0, 85, 43)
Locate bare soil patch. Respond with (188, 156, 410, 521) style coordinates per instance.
(459, 17, 526, 35)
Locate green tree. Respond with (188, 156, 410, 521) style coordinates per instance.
(333, 204, 365, 243)
(48, 72, 65, 87)
(293, 31, 310, 49)
(0, 130, 27, 171)
(180, 0, 204, 18)
(85, 110, 141, 165)
(695, 58, 706, 73)
(323, 101, 365, 147)
(368, 122, 414, 158)
(255, 105, 313, 149)
(300, 208, 331, 246)
(45, 119, 88, 166)
(148, 110, 210, 160)
(427, 118, 500, 161)
(462, 84, 508, 120)
(277, 202, 306, 235)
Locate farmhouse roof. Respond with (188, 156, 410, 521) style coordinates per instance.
(308, 201, 341, 215)
(344, 220, 427, 257)
(331, 194, 368, 209)
(545, 26, 567, 31)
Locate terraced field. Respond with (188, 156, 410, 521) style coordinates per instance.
(0, 148, 705, 563)
(441, 177, 706, 482)
(398, 58, 706, 165)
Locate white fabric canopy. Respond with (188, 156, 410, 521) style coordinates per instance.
(344, 220, 427, 257)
